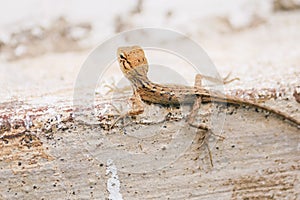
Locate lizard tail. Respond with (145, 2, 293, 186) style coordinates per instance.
(206, 93, 300, 127)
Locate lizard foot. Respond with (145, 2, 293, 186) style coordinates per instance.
(196, 129, 214, 167)
(222, 72, 240, 84)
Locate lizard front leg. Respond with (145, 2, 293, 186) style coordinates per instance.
(128, 90, 145, 116)
(110, 89, 144, 128)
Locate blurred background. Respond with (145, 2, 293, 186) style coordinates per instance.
(0, 0, 299, 103)
(0, 1, 300, 199)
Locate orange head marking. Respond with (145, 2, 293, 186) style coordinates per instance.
(117, 46, 149, 77)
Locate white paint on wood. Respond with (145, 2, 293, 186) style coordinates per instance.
(106, 159, 123, 200)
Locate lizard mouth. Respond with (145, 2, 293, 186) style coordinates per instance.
(120, 59, 131, 71)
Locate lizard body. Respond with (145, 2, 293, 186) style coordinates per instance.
(117, 46, 300, 126)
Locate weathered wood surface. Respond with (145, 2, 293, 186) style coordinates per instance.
(0, 93, 299, 200)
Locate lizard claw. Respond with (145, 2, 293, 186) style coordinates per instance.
(222, 72, 240, 84)
(109, 114, 126, 129)
(109, 119, 118, 130)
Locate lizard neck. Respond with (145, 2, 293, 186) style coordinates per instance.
(126, 72, 152, 90)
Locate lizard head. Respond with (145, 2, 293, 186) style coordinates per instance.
(117, 46, 149, 78)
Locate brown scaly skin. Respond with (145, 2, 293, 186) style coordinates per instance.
(117, 46, 300, 127)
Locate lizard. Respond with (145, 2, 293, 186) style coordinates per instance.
(112, 45, 300, 129)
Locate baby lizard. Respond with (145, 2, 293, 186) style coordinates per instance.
(114, 45, 300, 128)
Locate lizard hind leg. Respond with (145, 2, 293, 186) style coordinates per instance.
(194, 74, 203, 88)
(198, 72, 239, 85)
(187, 73, 206, 129)
(189, 74, 214, 167)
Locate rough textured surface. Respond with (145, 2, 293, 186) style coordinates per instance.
(0, 101, 299, 199)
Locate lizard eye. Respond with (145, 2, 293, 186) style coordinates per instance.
(119, 53, 126, 59)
